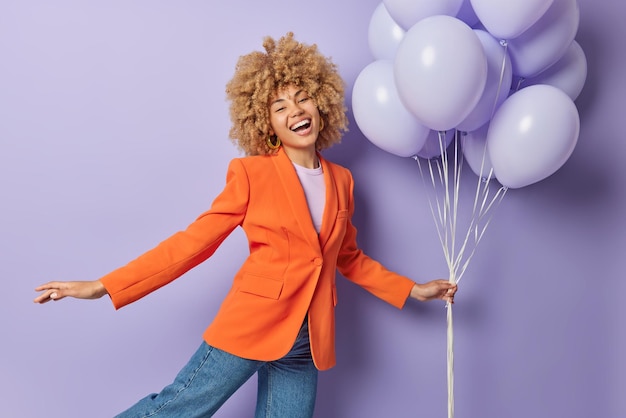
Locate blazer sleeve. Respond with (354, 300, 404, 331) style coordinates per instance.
(100, 158, 250, 309)
(335, 170, 415, 309)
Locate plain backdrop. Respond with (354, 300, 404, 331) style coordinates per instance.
(1, 1, 624, 417)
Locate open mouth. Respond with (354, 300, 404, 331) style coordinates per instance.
(290, 119, 311, 132)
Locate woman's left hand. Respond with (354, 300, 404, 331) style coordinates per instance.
(410, 280, 457, 304)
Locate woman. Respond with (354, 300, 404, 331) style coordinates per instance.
(34, 32, 457, 418)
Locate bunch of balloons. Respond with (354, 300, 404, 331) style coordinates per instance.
(352, 0, 585, 189)
(354, 4, 586, 416)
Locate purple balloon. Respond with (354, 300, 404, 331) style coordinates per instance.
(383, 0, 464, 30)
(456, 30, 513, 132)
(352, 60, 430, 157)
(487, 84, 580, 188)
(507, 0, 580, 78)
(520, 40, 587, 101)
(470, 0, 553, 40)
(461, 124, 494, 179)
(368, 3, 405, 61)
(394, 15, 487, 131)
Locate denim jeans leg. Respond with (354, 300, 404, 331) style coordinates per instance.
(255, 320, 318, 418)
(115, 342, 262, 418)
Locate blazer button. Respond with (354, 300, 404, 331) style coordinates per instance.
(313, 257, 323, 266)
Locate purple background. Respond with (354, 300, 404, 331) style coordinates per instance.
(1, 1, 624, 417)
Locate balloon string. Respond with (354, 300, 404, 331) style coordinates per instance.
(455, 184, 507, 282)
(470, 38, 508, 194)
(415, 156, 452, 266)
(415, 137, 508, 279)
(490, 40, 508, 120)
(416, 156, 460, 278)
(439, 132, 454, 270)
(447, 38, 510, 282)
(453, 39, 512, 281)
(414, 33, 513, 418)
(413, 128, 508, 418)
(447, 301, 454, 418)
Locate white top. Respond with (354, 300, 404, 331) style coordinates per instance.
(293, 162, 326, 233)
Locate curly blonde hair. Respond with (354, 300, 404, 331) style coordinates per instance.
(225, 32, 348, 156)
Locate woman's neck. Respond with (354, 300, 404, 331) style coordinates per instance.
(283, 148, 319, 169)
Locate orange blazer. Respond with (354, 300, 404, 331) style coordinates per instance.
(100, 148, 415, 370)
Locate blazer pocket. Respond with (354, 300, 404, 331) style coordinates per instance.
(239, 273, 284, 300)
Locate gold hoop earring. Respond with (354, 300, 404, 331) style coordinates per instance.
(267, 135, 281, 150)
(319, 118, 325, 132)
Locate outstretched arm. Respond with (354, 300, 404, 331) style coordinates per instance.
(33, 280, 108, 304)
(409, 280, 457, 304)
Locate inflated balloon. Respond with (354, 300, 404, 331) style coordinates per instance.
(352, 60, 430, 157)
(368, 3, 405, 61)
(394, 15, 487, 131)
(461, 124, 494, 179)
(487, 84, 580, 188)
(508, 0, 580, 78)
(417, 129, 455, 159)
(520, 40, 587, 101)
(456, 0, 480, 27)
(456, 30, 513, 132)
(383, 0, 464, 30)
(470, 0, 553, 40)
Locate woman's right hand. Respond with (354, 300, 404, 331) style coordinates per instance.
(33, 280, 108, 304)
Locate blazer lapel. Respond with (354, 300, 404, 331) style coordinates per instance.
(318, 153, 338, 252)
(272, 149, 322, 253)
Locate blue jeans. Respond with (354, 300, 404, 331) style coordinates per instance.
(115, 319, 318, 418)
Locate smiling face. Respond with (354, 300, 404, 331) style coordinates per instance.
(268, 85, 322, 164)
